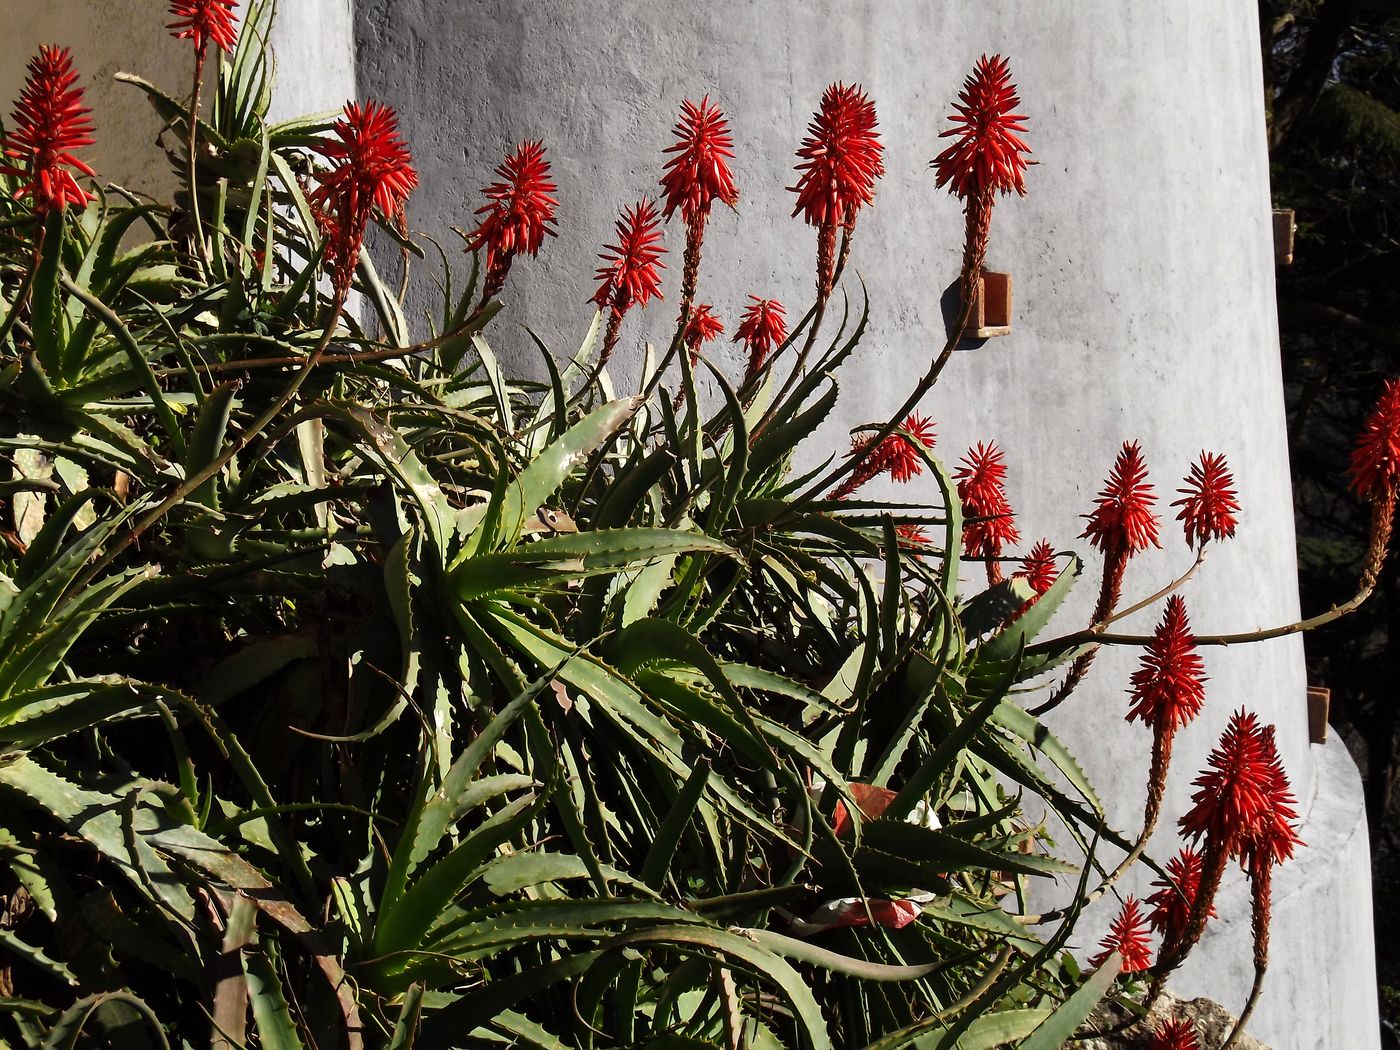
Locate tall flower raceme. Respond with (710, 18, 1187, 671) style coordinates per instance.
(1040, 442, 1160, 713)
(659, 97, 738, 316)
(1127, 596, 1207, 836)
(955, 442, 1019, 584)
(932, 54, 1032, 309)
(308, 101, 419, 297)
(167, 0, 239, 58)
(1089, 897, 1153, 974)
(735, 296, 788, 387)
(1348, 378, 1400, 590)
(1, 46, 96, 217)
(591, 198, 667, 368)
(828, 415, 936, 501)
(1157, 710, 1281, 976)
(1173, 452, 1240, 549)
(791, 83, 884, 306)
(467, 139, 559, 302)
(1237, 727, 1302, 975)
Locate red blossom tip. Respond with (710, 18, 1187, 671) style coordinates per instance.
(955, 441, 1020, 559)
(168, 0, 239, 55)
(1146, 847, 1215, 949)
(1089, 897, 1153, 973)
(1081, 441, 1161, 557)
(1173, 452, 1240, 547)
(467, 139, 559, 273)
(888, 414, 937, 484)
(734, 296, 788, 372)
(1, 45, 96, 215)
(684, 303, 724, 348)
(591, 198, 666, 313)
(896, 522, 931, 547)
(660, 96, 738, 223)
(790, 82, 885, 228)
(1179, 709, 1279, 852)
(933, 54, 1032, 200)
(1148, 1018, 1202, 1050)
(1240, 726, 1303, 872)
(1348, 378, 1400, 501)
(309, 101, 418, 284)
(1127, 596, 1207, 735)
(1015, 540, 1059, 595)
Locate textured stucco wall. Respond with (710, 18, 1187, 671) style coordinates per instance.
(350, 2, 1377, 1046)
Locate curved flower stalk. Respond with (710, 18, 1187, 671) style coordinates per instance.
(1, 46, 96, 217)
(955, 441, 1019, 584)
(735, 296, 788, 387)
(933, 54, 1032, 308)
(828, 415, 936, 501)
(467, 139, 559, 303)
(660, 97, 737, 319)
(591, 198, 666, 369)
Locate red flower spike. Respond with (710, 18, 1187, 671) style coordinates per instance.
(660, 97, 738, 224)
(896, 523, 930, 547)
(1, 46, 96, 215)
(956, 442, 1020, 560)
(1015, 540, 1059, 596)
(309, 101, 418, 288)
(1349, 379, 1400, 501)
(735, 296, 788, 380)
(1089, 897, 1153, 973)
(1147, 847, 1215, 949)
(1149, 1018, 1202, 1050)
(1240, 726, 1303, 872)
(591, 198, 666, 313)
(1174, 452, 1240, 547)
(467, 139, 559, 298)
(933, 54, 1032, 201)
(1179, 709, 1274, 851)
(1127, 596, 1206, 736)
(888, 414, 938, 484)
(829, 415, 936, 500)
(790, 82, 885, 229)
(684, 303, 724, 349)
(168, 0, 239, 55)
(1081, 441, 1162, 557)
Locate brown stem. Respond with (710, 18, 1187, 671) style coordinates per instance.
(1360, 489, 1395, 592)
(679, 211, 705, 320)
(1152, 836, 1229, 993)
(1025, 728, 1171, 926)
(1029, 549, 1127, 717)
(1220, 964, 1267, 1050)
(187, 48, 210, 270)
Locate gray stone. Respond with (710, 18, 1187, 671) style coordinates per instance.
(1083, 991, 1270, 1050)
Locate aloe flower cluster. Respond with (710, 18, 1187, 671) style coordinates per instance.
(308, 101, 419, 295)
(467, 140, 559, 302)
(1, 46, 95, 216)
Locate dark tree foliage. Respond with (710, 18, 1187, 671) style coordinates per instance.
(1263, 0, 1400, 1026)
